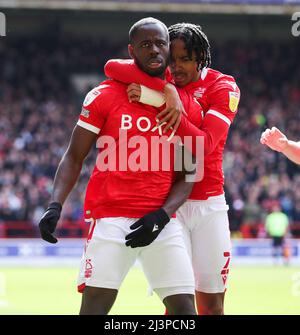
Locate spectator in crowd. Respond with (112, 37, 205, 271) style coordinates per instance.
(1, 36, 300, 238)
(265, 203, 290, 265)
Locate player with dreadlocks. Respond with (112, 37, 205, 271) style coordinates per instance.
(104, 21, 240, 315)
(168, 22, 211, 77)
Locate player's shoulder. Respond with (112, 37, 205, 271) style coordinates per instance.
(85, 79, 126, 96)
(204, 68, 239, 93)
(82, 79, 127, 108)
(176, 86, 202, 111)
(204, 69, 240, 114)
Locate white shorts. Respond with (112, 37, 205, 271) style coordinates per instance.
(176, 194, 231, 294)
(77, 217, 195, 301)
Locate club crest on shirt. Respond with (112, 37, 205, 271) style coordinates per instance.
(193, 87, 205, 99)
(84, 258, 93, 278)
(192, 98, 204, 120)
(228, 91, 240, 112)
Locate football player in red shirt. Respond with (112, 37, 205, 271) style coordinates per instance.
(104, 23, 241, 315)
(38, 18, 202, 315)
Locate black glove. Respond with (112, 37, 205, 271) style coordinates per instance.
(38, 202, 62, 244)
(125, 208, 170, 248)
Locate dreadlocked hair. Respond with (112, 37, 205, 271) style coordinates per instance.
(168, 23, 211, 70)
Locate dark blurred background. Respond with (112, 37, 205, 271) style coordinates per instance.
(1, 0, 300, 239)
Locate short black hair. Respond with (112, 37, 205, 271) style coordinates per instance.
(129, 17, 169, 44)
(168, 23, 211, 69)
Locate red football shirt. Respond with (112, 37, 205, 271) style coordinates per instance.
(104, 60, 240, 200)
(77, 79, 202, 219)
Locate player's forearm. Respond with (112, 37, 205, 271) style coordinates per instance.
(176, 115, 229, 157)
(162, 174, 194, 217)
(176, 115, 211, 156)
(282, 140, 300, 164)
(139, 85, 165, 107)
(50, 153, 83, 205)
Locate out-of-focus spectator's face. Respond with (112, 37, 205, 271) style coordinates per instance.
(271, 203, 281, 212)
(169, 38, 199, 87)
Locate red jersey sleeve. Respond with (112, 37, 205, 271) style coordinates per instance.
(77, 82, 114, 135)
(206, 79, 240, 125)
(176, 81, 240, 156)
(104, 59, 167, 91)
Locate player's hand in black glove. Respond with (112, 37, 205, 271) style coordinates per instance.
(125, 208, 170, 248)
(38, 202, 62, 244)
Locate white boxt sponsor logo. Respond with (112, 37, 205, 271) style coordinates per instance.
(121, 114, 153, 132)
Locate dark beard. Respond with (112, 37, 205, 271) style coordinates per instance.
(134, 57, 166, 78)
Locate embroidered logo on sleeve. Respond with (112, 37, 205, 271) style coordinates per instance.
(83, 88, 100, 107)
(228, 91, 240, 113)
(80, 107, 90, 118)
(193, 87, 205, 98)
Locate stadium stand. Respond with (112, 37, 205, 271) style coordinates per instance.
(1, 11, 300, 239)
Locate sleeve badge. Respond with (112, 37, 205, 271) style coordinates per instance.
(83, 88, 100, 107)
(229, 91, 240, 113)
(80, 107, 90, 118)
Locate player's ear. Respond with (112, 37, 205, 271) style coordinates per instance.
(128, 44, 134, 59)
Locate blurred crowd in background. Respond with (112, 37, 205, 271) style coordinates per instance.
(1, 35, 300, 238)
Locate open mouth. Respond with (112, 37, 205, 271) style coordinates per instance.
(173, 73, 186, 83)
(148, 59, 163, 69)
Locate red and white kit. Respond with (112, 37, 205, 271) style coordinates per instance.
(105, 61, 241, 292)
(76, 79, 202, 299)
